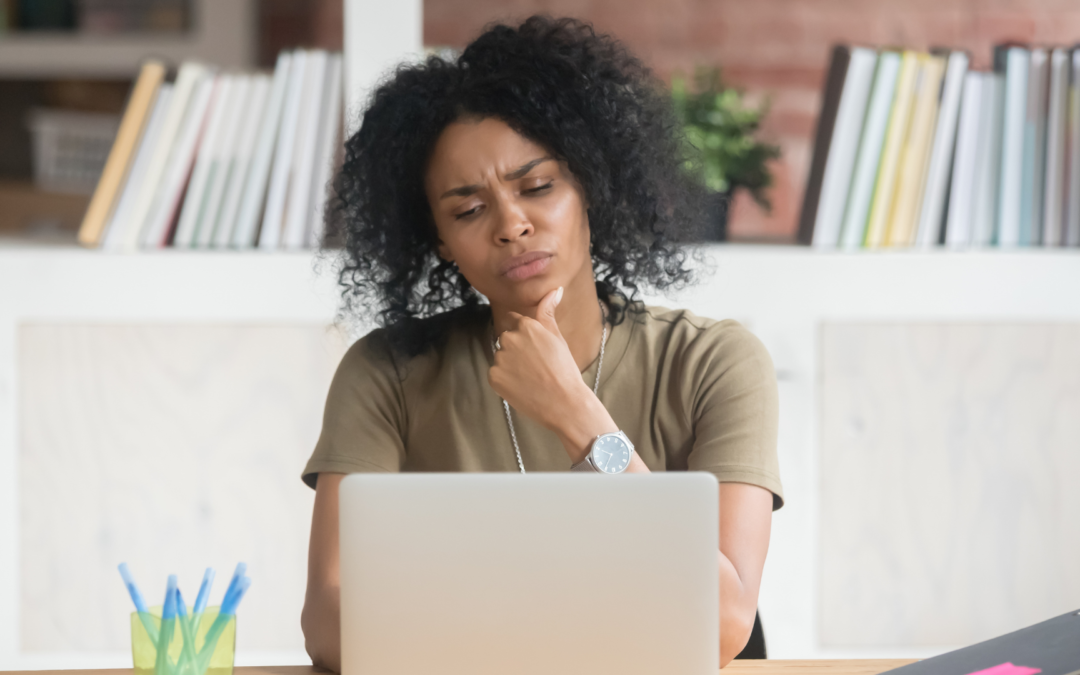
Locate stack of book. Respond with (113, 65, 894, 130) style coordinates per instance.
(77, 49, 343, 251)
(799, 44, 1080, 249)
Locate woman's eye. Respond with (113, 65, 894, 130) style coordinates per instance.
(454, 205, 483, 219)
(525, 181, 554, 194)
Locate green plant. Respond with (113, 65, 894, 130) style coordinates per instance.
(671, 67, 781, 209)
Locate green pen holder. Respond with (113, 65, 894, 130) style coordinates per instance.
(131, 606, 236, 675)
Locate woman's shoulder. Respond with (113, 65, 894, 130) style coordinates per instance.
(632, 303, 766, 358)
(341, 304, 492, 377)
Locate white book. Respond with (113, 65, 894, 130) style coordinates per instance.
(307, 53, 344, 249)
(1067, 49, 1080, 247)
(973, 73, 1005, 247)
(1020, 48, 1049, 245)
(233, 51, 294, 249)
(120, 62, 208, 252)
(102, 84, 173, 252)
(213, 74, 272, 248)
(173, 75, 235, 248)
(259, 49, 310, 250)
(282, 50, 330, 250)
(196, 75, 251, 247)
(917, 51, 969, 247)
(839, 51, 901, 248)
(812, 47, 877, 248)
(997, 47, 1029, 247)
(139, 74, 217, 248)
(944, 72, 983, 248)
(1042, 48, 1069, 246)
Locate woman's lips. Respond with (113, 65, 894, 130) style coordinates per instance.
(501, 251, 553, 281)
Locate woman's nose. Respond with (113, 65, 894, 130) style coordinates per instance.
(493, 198, 534, 243)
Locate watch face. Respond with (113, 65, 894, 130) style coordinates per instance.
(592, 434, 632, 473)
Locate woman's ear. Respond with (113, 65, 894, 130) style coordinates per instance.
(437, 240, 454, 264)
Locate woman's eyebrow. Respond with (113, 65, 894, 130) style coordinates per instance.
(439, 156, 554, 200)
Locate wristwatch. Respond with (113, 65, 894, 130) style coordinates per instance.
(571, 431, 635, 474)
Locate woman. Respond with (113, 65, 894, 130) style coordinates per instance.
(301, 16, 783, 670)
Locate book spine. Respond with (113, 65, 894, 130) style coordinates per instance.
(998, 47, 1030, 247)
(917, 51, 969, 247)
(1067, 49, 1080, 246)
(1043, 48, 1069, 246)
(798, 45, 852, 245)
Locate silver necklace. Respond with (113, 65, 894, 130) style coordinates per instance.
(491, 300, 607, 473)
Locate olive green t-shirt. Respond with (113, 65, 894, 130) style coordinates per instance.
(302, 303, 784, 510)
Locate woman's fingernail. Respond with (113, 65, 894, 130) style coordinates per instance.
(555, 287, 564, 305)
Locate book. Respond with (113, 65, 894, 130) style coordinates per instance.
(282, 50, 330, 250)
(307, 53, 344, 249)
(798, 45, 851, 245)
(77, 59, 166, 247)
(119, 61, 209, 252)
(139, 73, 217, 248)
(887, 53, 946, 246)
(945, 71, 984, 248)
(259, 49, 309, 250)
(101, 84, 174, 251)
(864, 50, 921, 247)
(1020, 47, 1050, 245)
(839, 51, 901, 249)
(232, 51, 294, 249)
(1042, 48, 1069, 246)
(916, 51, 969, 247)
(212, 74, 272, 248)
(881, 607, 1080, 675)
(173, 74, 235, 248)
(1067, 48, 1080, 247)
(998, 46, 1030, 247)
(196, 75, 251, 248)
(973, 72, 1005, 246)
(807, 46, 878, 248)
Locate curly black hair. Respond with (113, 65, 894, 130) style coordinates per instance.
(328, 15, 706, 357)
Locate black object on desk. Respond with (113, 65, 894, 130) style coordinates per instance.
(882, 608, 1080, 675)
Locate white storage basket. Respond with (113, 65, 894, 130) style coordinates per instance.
(26, 108, 121, 194)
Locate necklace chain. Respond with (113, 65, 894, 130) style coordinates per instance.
(492, 300, 607, 473)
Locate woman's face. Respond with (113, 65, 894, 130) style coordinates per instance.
(424, 117, 593, 310)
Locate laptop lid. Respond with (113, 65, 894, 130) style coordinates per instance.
(339, 472, 719, 675)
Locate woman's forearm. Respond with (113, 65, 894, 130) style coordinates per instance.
(301, 583, 342, 673)
(718, 549, 756, 667)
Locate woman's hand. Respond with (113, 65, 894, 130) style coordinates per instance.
(488, 287, 588, 430)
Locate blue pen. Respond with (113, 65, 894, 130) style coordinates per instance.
(192, 568, 215, 616)
(176, 588, 199, 675)
(196, 576, 251, 674)
(220, 563, 246, 605)
(118, 563, 160, 645)
(156, 575, 178, 675)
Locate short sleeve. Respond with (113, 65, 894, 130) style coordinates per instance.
(684, 321, 784, 510)
(301, 330, 407, 489)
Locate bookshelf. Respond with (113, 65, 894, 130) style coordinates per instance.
(0, 0, 256, 78)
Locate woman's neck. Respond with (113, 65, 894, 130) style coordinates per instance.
(492, 275, 605, 372)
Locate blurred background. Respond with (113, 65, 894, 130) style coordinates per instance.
(1, 0, 1079, 669)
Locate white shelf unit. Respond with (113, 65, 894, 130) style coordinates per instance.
(0, 0, 256, 78)
(2, 244, 1080, 666)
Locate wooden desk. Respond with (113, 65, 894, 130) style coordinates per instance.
(3, 661, 920, 675)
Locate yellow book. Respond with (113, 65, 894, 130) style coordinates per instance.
(886, 53, 947, 246)
(863, 51, 921, 247)
(77, 60, 166, 248)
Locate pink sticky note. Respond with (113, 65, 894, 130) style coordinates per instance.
(965, 663, 1042, 675)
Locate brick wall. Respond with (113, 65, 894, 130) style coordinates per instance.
(425, 0, 1080, 241)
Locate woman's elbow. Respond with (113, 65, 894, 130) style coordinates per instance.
(301, 586, 342, 673)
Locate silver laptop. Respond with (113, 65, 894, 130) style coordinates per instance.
(339, 472, 719, 675)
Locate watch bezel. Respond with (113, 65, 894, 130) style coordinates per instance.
(587, 431, 634, 474)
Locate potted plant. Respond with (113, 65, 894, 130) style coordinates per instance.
(671, 67, 781, 241)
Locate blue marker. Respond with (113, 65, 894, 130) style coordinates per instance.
(176, 588, 199, 675)
(192, 568, 215, 616)
(196, 576, 251, 674)
(220, 563, 246, 606)
(155, 575, 178, 675)
(118, 563, 159, 645)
